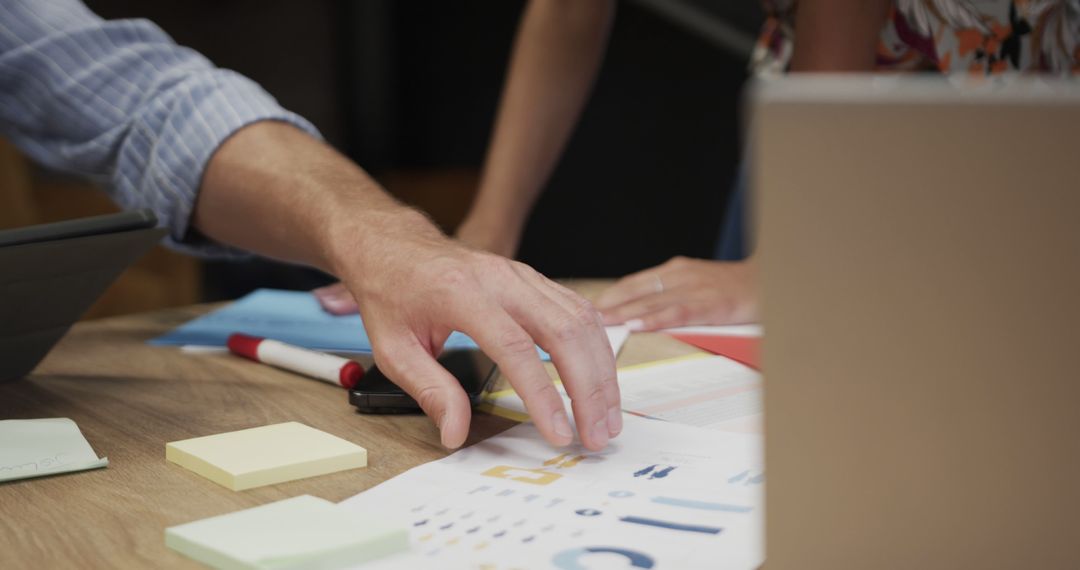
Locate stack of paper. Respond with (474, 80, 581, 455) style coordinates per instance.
(166, 495, 409, 569)
(0, 418, 108, 483)
(166, 422, 367, 491)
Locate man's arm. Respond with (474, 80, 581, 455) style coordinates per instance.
(197, 123, 621, 451)
(0, 0, 621, 451)
(0, 0, 318, 255)
(456, 0, 615, 256)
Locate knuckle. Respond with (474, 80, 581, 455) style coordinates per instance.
(570, 297, 600, 325)
(581, 381, 608, 407)
(496, 330, 536, 356)
(552, 316, 586, 343)
(435, 266, 472, 292)
(413, 383, 444, 415)
(481, 254, 516, 276)
(530, 381, 561, 403)
(510, 259, 540, 278)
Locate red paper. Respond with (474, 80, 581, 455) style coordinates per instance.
(668, 334, 760, 370)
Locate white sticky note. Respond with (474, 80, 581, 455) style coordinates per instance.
(166, 495, 409, 570)
(0, 418, 108, 483)
(166, 422, 367, 491)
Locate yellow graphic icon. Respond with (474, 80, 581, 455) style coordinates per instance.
(543, 453, 586, 469)
(482, 465, 563, 486)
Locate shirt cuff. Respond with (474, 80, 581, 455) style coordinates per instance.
(146, 69, 322, 258)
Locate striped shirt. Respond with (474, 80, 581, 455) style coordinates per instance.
(0, 0, 321, 254)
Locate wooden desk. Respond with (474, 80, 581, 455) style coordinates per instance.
(0, 280, 700, 568)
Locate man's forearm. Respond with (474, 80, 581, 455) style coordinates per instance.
(193, 121, 435, 277)
(467, 0, 615, 233)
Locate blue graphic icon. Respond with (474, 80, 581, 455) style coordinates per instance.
(728, 469, 765, 485)
(619, 515, 722, 535)
(552, 547, 656, 569)
(651, 496, 753, 513)
(575, 508, 602, 517)
(633, 464, 677, 479)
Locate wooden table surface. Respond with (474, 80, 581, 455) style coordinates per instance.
(0, 280, 701, 569)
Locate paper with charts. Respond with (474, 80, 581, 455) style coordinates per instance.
(341, 414, 763, 569)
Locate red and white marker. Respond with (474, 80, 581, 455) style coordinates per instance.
(226, 333, 363, 389)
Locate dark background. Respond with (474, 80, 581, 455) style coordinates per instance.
(85, 0, 763, 300)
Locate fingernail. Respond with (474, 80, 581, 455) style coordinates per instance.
(607, 406, 623, 436)
(625, 318, 645, 331)
(590, 418, 610, 448)
(552, 409, 573, 442)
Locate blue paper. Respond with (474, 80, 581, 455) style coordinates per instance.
(151, 289, 551, 360)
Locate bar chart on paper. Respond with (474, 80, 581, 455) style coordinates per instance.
(342, 414, 764, 570)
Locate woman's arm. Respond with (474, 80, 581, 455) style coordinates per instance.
(789, 0, 891, 71)
(456, 0, 616, 256)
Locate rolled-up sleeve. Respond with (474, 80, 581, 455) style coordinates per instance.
(0, 0, 322, 255)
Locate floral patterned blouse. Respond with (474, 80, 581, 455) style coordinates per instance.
(753, 0, 1080, 75)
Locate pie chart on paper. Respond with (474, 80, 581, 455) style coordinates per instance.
(552, 546, 656, 569)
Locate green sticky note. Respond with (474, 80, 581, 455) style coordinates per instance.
(165, 495, 410, 570)
(0, 418, 108, 483)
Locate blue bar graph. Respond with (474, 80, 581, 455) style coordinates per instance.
(651, 496, 753, 513)
(619, 516, 723, 535)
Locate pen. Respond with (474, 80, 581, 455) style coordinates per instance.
(226, 333, 363, 389)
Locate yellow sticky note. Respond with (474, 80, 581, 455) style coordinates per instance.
(166, 422, 367, 491)
(166, 495, 409, 569)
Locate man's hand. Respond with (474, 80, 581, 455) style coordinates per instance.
(311, 215, 519, 315)
(595, 256, 758, 331)
(312, 215, 521, 315)
(194, 122, 620, 451)
(326, 211, 621, 451)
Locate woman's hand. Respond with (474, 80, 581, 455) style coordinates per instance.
(595, 256, 758, 331)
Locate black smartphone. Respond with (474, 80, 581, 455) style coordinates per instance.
(349, 349, 498, 414)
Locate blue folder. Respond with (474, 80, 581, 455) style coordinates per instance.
(150, 289, 551, 360)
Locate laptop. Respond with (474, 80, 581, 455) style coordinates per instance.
(754, 76, 1080, 569)
(0, 210, 165, 382)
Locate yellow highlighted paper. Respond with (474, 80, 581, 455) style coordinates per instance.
(166, 495, 409, 569)
(166, 422, 366, 491)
